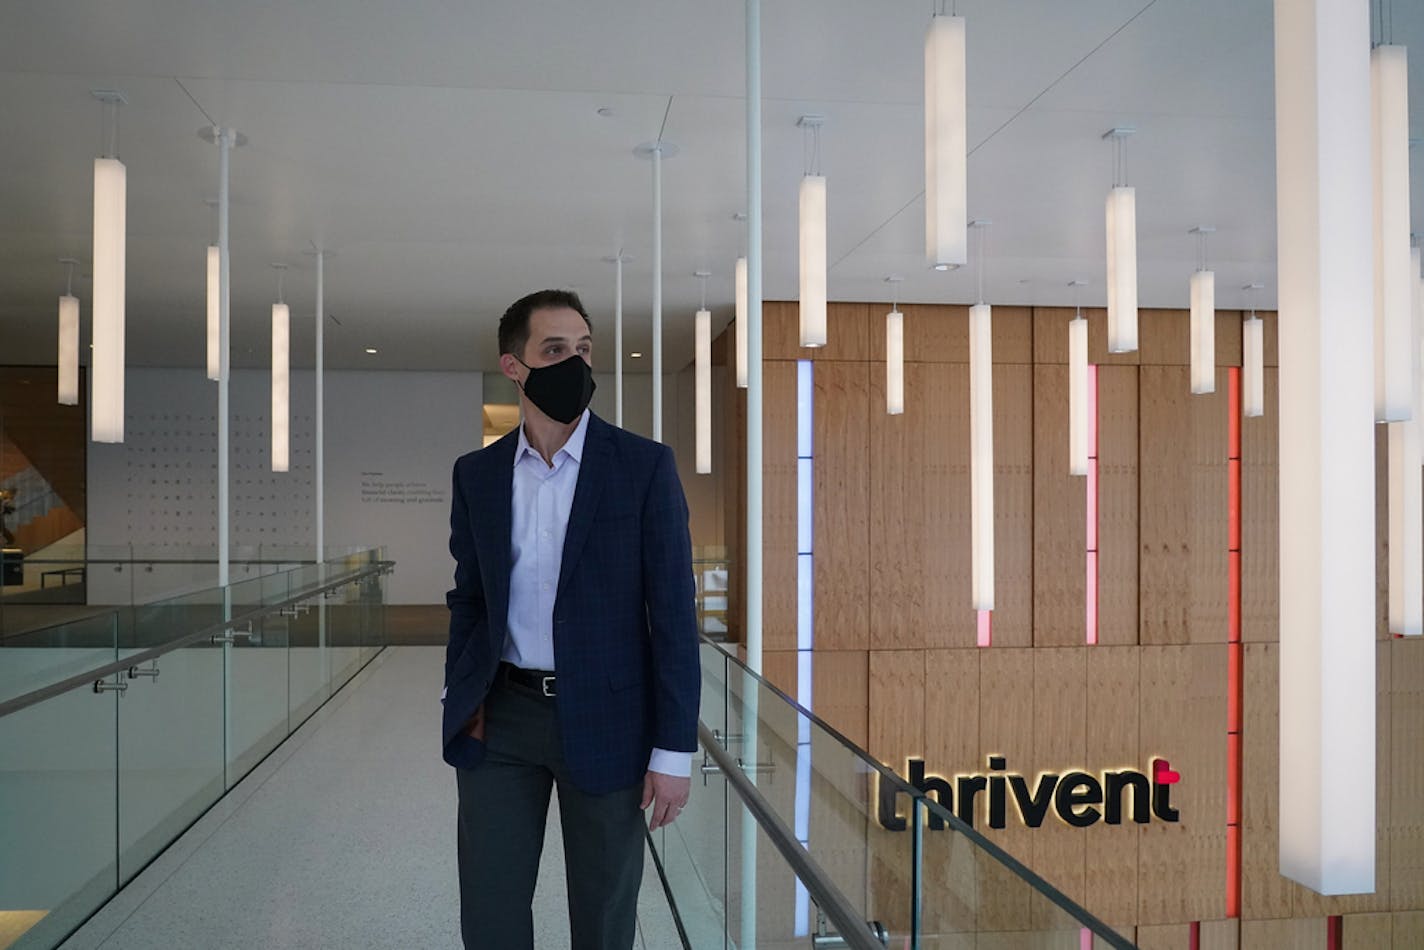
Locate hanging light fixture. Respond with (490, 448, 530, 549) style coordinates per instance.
(90, 89, 127, 443)
(925, 3, 966, 270)
(271, 263, 290, 473)
(1069, 280, 1089, 475)
(798, 115, 827, 348)
(1188, 227, 1217, 394)
(1243, 282, 1265, 419)
(1372, 42, 1412, 422)
(57, 258, 80, 406)
(735, 254, 749, 388)
(885, 276, 904, 415)
(1104, 128, 1138, 354)
(204, 199, 220, 381)
(695, 270, 713, 475)
(969, 220, 994, 610)
(1392, 245, 1424, 636)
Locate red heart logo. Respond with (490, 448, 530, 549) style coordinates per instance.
(1153, 759, 1181, 785)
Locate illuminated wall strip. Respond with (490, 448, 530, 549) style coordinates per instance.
(793, 358, 814, 936)
(1226, 366, 1243, 918)
(976, 610, 991, 648)
(1086, 364, 1099, 644)
(1327, 915, 1343, 950)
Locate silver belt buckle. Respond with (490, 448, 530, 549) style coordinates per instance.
(541, 675, 556, 697)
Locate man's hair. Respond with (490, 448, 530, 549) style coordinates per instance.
(498, 289, 593, 358)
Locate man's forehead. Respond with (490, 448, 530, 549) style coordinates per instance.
(529, 307, 590, 339)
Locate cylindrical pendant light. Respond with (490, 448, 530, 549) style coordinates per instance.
(1104, 128, 1138, 354)
(57, 258, 80, 406)
(206, 244, 220, 381)
(91, 90, 127, 444)
(735, 255, 749, 388)
(1372, 44, 1412, 422)
(271, 264, 289, 473)
(969, 220, 993, 610)
(925, 11, 966, 270)
(694, 271, 712, 475)
(798, 115, 827, 348)
(1242, 282, 1265, 418)
(1189, 227, 1217, 394)
(885, 276, 904, 415)
(1069, 281, 1089, 475)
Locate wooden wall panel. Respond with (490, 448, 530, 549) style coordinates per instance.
(1394, 911, 1424, 945)
(1135, 308, 1244, 368)
(1239, 918, 1327, 949)
(974, 648, 1037, 931)
(812, 650, 869, 750)
(1199, 918, 1240, 949)
(868, 651, 925, 777)
(1189, 369, 1231, 644)
(1241, 642, 1293, 918)
(1033, 363, 1088, 646)
(813, 362, 870, 650)
(866, 304, 1033, 365)
(1033, 306, 1136, 365)
(869, 363, 976, 650)
(761, 649, 797, 698)
(1029, 649, 1088, 922)
(1135, 923, 1192, 949)
(1085, 647, 1142, 925)
(1342, 913, 1394, 949)
(994, 363, 1035, 646)
(923, 649, 981, 773)
(1391, 639, 1424, 909)
(762, 361, 799, 651)
(1097, 365, 1140, 644)
(1241, 368, 1279, 643)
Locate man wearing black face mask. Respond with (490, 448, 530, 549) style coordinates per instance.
(442, 289, 700, 949)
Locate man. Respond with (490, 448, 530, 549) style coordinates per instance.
(442, 289, 701, 950)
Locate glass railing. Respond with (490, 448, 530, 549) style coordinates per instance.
(647, 639, 1135, 949)
(0, 549, 392, 950)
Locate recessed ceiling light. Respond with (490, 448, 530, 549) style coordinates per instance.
(630, 352, 643, 358)
(364, 347, 378, 354)
(597, 107, 614, 117)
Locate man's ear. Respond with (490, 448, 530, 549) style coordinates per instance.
(499, 353, 522, 384)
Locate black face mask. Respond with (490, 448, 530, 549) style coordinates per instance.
(514, 354, 596, 425)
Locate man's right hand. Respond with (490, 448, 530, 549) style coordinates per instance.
(465, 703, 486, 742)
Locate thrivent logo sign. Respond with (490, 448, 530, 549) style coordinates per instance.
(877, 756, 1182, 830)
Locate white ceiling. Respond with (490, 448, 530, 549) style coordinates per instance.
(2, 0, 1423, 372)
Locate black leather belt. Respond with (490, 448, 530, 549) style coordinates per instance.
(500, 662, 556, 697)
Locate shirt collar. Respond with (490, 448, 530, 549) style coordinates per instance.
(514, 408, 591, 468)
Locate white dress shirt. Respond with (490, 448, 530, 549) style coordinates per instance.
(503, 410, 690, 779)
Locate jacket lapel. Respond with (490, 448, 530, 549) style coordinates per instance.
(478, 430, 517, 625)
(557, 413, 611, 600)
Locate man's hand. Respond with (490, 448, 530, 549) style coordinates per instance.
(465, 703, 485, 742)
(641, 771, 691, 830)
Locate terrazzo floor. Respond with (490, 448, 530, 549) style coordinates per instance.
(59, 646, 685, 950)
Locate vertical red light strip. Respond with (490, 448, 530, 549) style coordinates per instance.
(976, 609, 992, 647)
(1188, 920, 1201, 950)
(1086, 364, 1099, 644)
(1327, 915, 1343, 950)
(1227, 367, 1243, 918)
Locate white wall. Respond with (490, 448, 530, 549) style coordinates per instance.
(87, 368, 480, 604)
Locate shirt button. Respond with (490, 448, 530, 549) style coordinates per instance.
(542, 582, 551, 591)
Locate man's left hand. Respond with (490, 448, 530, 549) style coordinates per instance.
(641, 771, 691, 830)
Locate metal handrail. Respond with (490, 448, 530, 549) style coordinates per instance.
(698, 721, 886, 950)
(0, 560, 394, 721)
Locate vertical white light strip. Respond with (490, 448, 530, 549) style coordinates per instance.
(695, 307, 712, 474)
(1372, 44, 1412, 422)
(615, 254, 625, 428)
(799, 175, 827, 347)
(1069, 314, 1088, 475)
(207, 245, 220, 381)
(58, 294, 79, 406)
(1105, 186, 1138, 354)
(970, 303, 994, 609)
(1191, 270, 1216, 394)
(1273, 0, 1375, 894)
(91, 156, 126, 443)
(886, 308, 904, 415)
(794, 358, 814, 937)
(652, 146, 664, 442)
(735, 256, 749, 388)
(271, 302, 289, 473)
(925, 14, 967, 270)
(1243, 315, 1265, 418)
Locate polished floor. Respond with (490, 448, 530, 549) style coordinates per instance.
(59, 646, 683, 950)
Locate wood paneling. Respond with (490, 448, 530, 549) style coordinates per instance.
(1242, 642, 1293, 918)
(868, 650, 925, 776)
(1135, 308, 1244, 368)
(1032, 363, 1088, 646)
(762, 361, 799, 651)
(1239, 918, 1327, 949)
(762, 300, 872, 362)
(1097, 365, 1139, 645)
(1241, 368, 1279, 643)
(869, 363, 975, 649)
(1085, 647, 1141, 925)
(923, 649, 981, 776)
(1342, 913, 1394, 949)
(1391, 639, 1424, 910)
(812, 650, 869, 750)
(1033, 306, 1137, 365)
(1029, 649, 1087, 922)
(814, 362, 871, 650)
(994, 363, 1034, 646)
(976, 649, 1037, 931)
(866, 304, 1033, 365)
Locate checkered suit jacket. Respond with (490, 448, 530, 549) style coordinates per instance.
(442, 412, 701, 794)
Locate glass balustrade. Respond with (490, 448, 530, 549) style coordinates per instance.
(0, 549, 390, 950)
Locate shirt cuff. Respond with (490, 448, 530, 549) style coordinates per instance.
(647, 748, 693, 778)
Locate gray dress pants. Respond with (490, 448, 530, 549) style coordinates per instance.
(456, 674, 646, 950)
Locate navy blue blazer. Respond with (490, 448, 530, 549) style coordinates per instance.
(442, 412, 701, 795)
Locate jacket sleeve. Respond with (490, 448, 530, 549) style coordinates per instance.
(445, 459, 486, 688)
(640, 444, 701, 754)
